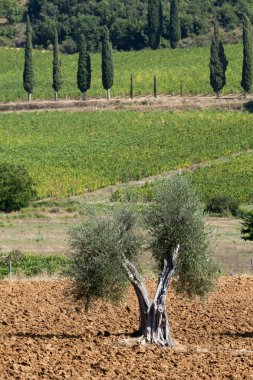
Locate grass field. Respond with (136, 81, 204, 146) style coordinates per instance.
(0, 44, 244, 101)
(1, 109, 253, 199)
(0, 203, 252, 274)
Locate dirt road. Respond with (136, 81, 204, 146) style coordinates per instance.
(0, 94, 252, 113)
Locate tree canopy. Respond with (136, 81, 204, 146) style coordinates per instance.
(0, 163, 35, 212)
(23, 15, 34, 101)
(209, 21, 228, 97)
(1, 0, 248, 52)
(241, 14, 253, 97)
(77, 35, 91, 99)
(148, 0, 163, 50)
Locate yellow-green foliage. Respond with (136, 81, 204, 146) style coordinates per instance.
(111, 153, 253, 204)
(0, 110, 252, 199)
(191, 153, 253, 203)
(0, 44, 243, 101)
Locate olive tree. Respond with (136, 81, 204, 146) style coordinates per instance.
(69, 176, 219, 346)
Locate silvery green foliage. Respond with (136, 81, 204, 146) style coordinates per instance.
(68, 207, 140, 308)
(144, 175, 220, 297)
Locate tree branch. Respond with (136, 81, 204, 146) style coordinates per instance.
(121, 256, 151, 334)
(122, 257, 150, 306)
(154, 244, 180, 304)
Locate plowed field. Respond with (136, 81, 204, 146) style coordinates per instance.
(0, 276, 252, 380)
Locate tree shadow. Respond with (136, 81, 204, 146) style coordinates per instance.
(243, 101, 253, 113)
(5, 332, 84, 340)
(221, 331, 253, 338)
(112, 330, 140, 338)
(97, 329, 141, 338)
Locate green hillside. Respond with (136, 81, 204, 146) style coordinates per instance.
(112, 153, 253, 204)
(1, 0, 253, 51)
(0, 109, 252, 199)
(0, 44, 243, 101)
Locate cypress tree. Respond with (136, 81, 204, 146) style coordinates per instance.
(241, 15, 253, 99)
(169, 0, 181, 49)
(154, 74, 157, 98)
(101, 26, 114, 100)
(209, 22, 228, 99)
(77, 35, 91, 100)
(148, 0, 163, 50)
(52, 28, 61, 101)
(130, 74, 134, 99)
(23, 16, 34, 102)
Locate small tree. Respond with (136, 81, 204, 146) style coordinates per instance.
(209, 22, 228, 98)
(148, 0, 163, 50)
(77, 35, 91, 100)
(69, 176, 219, 346)
(101, 26, 114, 100)
(154, 74, 157, 98)
(130, 74, 134, 99)
(169, 0, 181, 49)
(0, 163, 34, 212)
(52, 28, 61, 101)
(241, 15, 253, 99)
(23, 16, 34, 102)
(241, 212, 253, 241)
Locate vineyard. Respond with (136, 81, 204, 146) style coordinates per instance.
(0, 109, 253, 199)
(111, 152, 253, 204)
(0, 43, 244, 101)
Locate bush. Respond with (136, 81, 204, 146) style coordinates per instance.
(205, 195, 240, 216)
(0, 163, 35, 212)
(61, 37, 77, 54)
(111, 183, 154, 202)
(241, 211, 253, 241)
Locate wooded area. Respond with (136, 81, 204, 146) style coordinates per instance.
(1, 0, 253, 51)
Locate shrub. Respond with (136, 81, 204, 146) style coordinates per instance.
(241, 211, 253, 241)
(0, 163, 35, 212)
(111, 183, 154, 202)
(205, 195, 239, 216)
(61, 37, 77, 54)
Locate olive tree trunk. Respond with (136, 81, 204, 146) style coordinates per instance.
(122, 246, 179, 346)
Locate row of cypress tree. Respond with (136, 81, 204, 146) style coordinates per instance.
(23, 16, 253, 101)
(148, 0, 180, 50)
(210, 15, 253, 99)
(23, 19, 114, 102)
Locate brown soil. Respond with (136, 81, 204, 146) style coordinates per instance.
(0, 276, 252, 379)
(0, 94, 252, 113)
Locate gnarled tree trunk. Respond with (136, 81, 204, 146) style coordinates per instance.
(122, 246, 179, 346)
